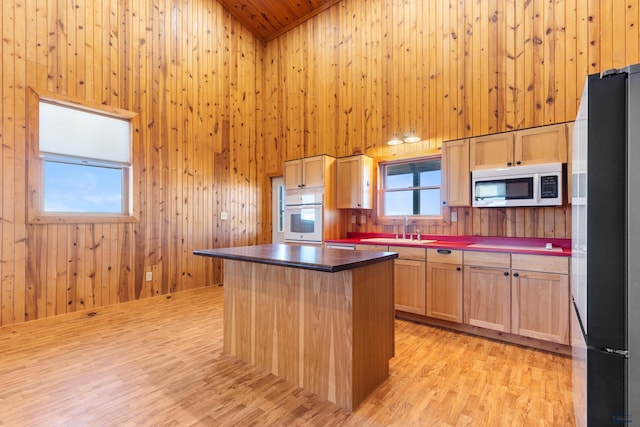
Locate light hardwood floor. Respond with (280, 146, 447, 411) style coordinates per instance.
(0, 285, 575, 426)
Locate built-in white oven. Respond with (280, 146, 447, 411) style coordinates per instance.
(283, 191, 324, 243)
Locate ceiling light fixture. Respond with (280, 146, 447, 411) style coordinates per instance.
(387, 132, 403, 146)
(403, 128, 421, 143)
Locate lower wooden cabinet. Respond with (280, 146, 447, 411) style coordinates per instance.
(464, 266, 511, 332)
(354, 243, 570, 349)
(426, 249, 463, 323)
(511, 255, 570, 345)
(394, 258, 426, 315)
(463, 251, 511, 333)
(391, 246, 427, 316)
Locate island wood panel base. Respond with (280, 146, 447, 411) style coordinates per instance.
(222, 259, 394, 411)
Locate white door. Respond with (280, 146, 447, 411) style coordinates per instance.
(271, 177, 285, 243)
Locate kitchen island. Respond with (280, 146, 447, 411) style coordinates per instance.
(193, 244, 398, 411)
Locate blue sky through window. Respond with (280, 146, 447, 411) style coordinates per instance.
(44, 161, 123, 213)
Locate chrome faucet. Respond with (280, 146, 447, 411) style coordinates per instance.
(403, 215, 408, 239)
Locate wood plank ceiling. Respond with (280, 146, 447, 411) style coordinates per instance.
(218, 0, 343, 42)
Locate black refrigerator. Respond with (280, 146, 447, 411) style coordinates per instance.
(571, 65, 640, 425)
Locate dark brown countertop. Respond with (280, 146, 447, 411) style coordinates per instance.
(194, 244, 398, 272)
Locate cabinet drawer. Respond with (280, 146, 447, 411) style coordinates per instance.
(355, 244, 388, 252)
(511, 254, 569, 274)
(427, 248, 463, 264)
(389, 246, 426, 261)
(464, 251, 510, 269)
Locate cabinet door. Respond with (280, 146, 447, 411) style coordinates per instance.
(302, 156, 325, 188)
(511, 270, 569, 344)
(284, 160, 303, 190)
(514, 123, 568, 166)
(394, 258, 426, 315)
(470, 133, 514, 170)
(442, 139, 470, 206)
(426, 262, 463, 322)
(336, 155, 373, 209)
(463, 266, 511, 332)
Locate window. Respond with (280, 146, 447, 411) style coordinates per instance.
(380, 157, 442, 217)
(27, 87, 139, 223)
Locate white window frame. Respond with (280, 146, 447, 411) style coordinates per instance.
(378, 156, 443, 219)
(26, 87, 139, 224)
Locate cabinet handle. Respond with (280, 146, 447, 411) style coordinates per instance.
(456, 266, 461, 271)
(516, 160, 522, 165)
(442, 201, 447, 205)
(437, 249, 452, 254)
(503, 271, 509, 276)
(507, 162, 512, 166)
(513, 272, 519, 277)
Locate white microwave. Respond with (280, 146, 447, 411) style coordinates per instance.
(472, 163, 563, 207)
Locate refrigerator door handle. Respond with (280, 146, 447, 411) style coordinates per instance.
(604, 348, 629, 358)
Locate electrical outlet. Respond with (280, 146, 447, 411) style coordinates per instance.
(145, 271, 153, 282)
(221, 211, 228, 220)
(351, 215, 356, 224)
(360, 215, 366, 224)
(451, 211, 458, 222)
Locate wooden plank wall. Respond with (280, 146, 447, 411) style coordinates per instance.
(0, 0, 261, 326)
(2, 0, 639, 326)
(259, 0, 640, 240)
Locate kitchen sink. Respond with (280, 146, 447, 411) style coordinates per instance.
(360, 237, 437, 245)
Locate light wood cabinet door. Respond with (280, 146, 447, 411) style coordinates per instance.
(337, 155, 373, 209)
(301, 155, 326, 188)
(284, 159, 304, 190)
(394, 258, 426, 315)
(463, 266, 511, 332)
(515, 123, 568, 166)
(470, 132, 514, 170)
(470, 124, 568, 171)
(511, 269, 570, 344)
(426, 262, 463, 323)
(442, 139, 470, 207)
(284, 156, 326, 190)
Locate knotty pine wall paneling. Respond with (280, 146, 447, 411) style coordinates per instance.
(0, 0, 262, 327)
(259, 0, 640, 242)
(3, 0, 640, 327)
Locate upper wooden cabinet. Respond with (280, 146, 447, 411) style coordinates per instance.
(469, 132, 514, 170)
(470, 123, 568, 170)
(442, 139, 470, 207)
(515, 124, 568, 166)
(337, 155, 373, 209)
(284, 155, 333, 190)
